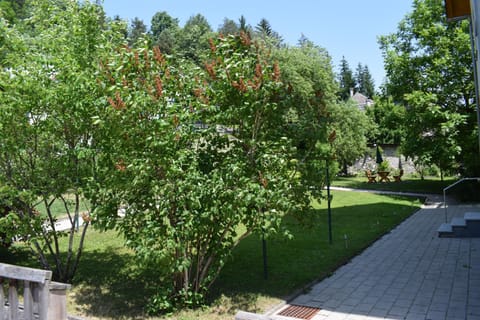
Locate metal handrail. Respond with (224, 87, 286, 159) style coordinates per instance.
(443, 177, 480, 222)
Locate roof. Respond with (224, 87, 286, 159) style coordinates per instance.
(351, 92, 374, 111)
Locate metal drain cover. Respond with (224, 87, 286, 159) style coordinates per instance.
(276, 304, 321, 319)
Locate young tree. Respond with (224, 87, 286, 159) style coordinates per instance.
(379, 0, 479, 175)
(0, 0, 122, 282)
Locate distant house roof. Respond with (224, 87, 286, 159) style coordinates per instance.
(351, 92, 374, 111)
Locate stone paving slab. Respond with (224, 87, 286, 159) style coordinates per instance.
(267, 201, 480, 320)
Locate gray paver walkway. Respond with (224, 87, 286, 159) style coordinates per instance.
(265, 199, 480, 320)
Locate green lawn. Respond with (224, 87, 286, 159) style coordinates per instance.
(34, 195, 91, 219)
(332, 175, 457, 194)
(1, 191, 423, 320)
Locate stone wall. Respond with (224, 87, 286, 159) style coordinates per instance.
(348, 145, 416, 176)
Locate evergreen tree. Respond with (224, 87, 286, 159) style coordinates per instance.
(297, 33, 312, 47)
(362, 65, 375, 98)
(237, 15, 253, 37)
(255, 18, 283, 46)
(217, 17, 239, 35)
(355, 63, 375, 98)
(239, 15, 248, 32)
(128, 17, 148, 46)
(150, 11, 179, 54)
(111, 15, 128, 39)
(337, 56, 355, 100)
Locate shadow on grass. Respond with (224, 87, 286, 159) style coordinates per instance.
(0, 245, 34, 266)
(69, 247, 161, 319)
(206, 196, 422, 314)
(332, 176, 456, 194)
(1, 194, 422, 319)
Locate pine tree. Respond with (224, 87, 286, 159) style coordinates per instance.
(255, 18, 283, 46)
(362, 65, 375, 98)
(337, 56, 355, 100)
(355, 63, 375, 98)
(218, 18, 239, 35)
(128, 17, 147, 46)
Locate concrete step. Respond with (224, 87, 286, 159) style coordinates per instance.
(451, 217, 467, 227)
(438, 212, 480, 238)
(465, 211, 480, 221)
(438, 223, 453, 238)
(464, 212, 480, 237)
(452, 217, 469, 237)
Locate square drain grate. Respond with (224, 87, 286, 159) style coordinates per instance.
(276, 304, 321, 320)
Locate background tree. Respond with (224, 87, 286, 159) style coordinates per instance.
(402, 92, 465, 180)
(0, 0, 122, 282)
(355, 63, 375, 98)
(150, 11, 179, 54)
(329, 101, 375, 174)
(217, 17, 239, 35)
(297, 33, 312, 47)
(255, 18, 283, 46)
(238, 15, 251, 35)
(379, 0, 479, 175)
(274, 39, 337, 189)
(177, 13, 213, 63)
(128, 16, 148, 46)
(365, 96, 405, 145)
(111, 14, 128, 39)
(337, 56, 355, 100)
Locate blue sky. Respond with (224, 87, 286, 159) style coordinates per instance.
(101, 0, 415, 89)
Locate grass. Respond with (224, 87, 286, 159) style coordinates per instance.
(1, 191, 423, 320)
(34, 194, 91, 219)
(332, 175, 457, 194)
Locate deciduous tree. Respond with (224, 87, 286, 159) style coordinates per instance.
(379, 0, 479, 175)
(329, 101, 375, 174)
(90, 32, 330, 311)
(177, 13, 213, 64)
(0, 0, 122, 282)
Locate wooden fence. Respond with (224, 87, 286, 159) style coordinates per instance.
(0, 263, 70, 320)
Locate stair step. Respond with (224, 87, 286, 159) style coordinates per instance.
(438, 223, 453, 237)
(451, 217, 466, 227)
(438, 223, 452, 232)
(465, 212, 480, 221)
